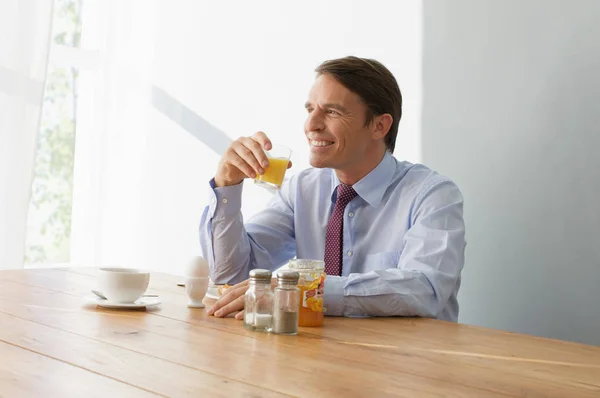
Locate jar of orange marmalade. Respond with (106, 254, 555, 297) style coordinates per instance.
(287, 259, 326, 327)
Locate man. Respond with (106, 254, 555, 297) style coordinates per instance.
(199, 56, 466, 321)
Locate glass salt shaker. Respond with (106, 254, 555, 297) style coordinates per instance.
(272, 270, 300, 335)
(244, 269, 274, 332)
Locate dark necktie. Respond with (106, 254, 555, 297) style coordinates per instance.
(324, 184, 357, 276)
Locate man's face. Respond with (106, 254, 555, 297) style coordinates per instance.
(304, 74, 375, 170)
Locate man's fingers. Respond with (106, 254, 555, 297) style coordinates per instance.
(229, 279, 250, 290)
(207, 287, 236, 315)
(287, 160, 292, 169)
(238, 137, 269, 171)
(207, 284, 247, 315)
(228, 152, 258, 179)
(234, 310, 245, 321)
(214, 295, 245, 318)
(252, 131, 272, 151)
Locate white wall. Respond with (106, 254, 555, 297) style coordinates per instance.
(70, 0, 422, 276)
(152, 0, 423, 220)
(422, 0, 600, 345)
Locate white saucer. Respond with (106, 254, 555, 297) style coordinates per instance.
(206, 284, 221, 300)
(84, 294, 161, 309)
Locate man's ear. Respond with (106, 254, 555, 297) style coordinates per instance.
(371, 113, 393, 141)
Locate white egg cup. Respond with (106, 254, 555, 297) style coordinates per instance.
(186, 277, 209, 308)
(184, 256, 210, 308)
(186, 256, 209, 278)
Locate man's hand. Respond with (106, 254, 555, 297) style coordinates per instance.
(214, 132, 292, 188)
(207, 280, 249, 320)
(207, 277, 278, 320)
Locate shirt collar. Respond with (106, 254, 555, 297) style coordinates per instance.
(330, 151, 396, 208)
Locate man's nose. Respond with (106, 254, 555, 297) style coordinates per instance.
(305, 108, 325, 132)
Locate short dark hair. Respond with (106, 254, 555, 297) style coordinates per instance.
(315, 56, 402, 153)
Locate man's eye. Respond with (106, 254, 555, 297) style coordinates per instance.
(326, 110, 338, 115)
(306, 107, 314, 113)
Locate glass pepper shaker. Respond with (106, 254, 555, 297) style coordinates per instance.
(272, 270, 300, 335)
(244, 269, 274, 332)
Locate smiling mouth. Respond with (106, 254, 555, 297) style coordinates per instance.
(309, 140, 334, 148)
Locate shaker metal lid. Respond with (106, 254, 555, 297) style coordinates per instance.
(276, 270, 300, 283)
(249, 269, 272, 281)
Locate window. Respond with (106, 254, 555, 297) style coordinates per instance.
(25, 0, 83, 266)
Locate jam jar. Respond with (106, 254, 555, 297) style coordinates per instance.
(287, 259, 326, 327)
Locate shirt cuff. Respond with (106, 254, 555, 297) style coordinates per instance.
(208, 178, 243, 219)
(324, 276, 347, 316)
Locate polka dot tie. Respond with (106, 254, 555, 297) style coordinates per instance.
(324, 184, 358, 276)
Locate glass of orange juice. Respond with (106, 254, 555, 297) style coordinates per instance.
(254, 144, 292, 190)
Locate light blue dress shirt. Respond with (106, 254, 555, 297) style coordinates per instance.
(199, 152, 466, 321)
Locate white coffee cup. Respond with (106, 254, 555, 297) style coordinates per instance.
(98, 268, 150, 303)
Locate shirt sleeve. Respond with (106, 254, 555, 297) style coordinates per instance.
(199, 178, 297, 284)
(323, 179, 466, 320)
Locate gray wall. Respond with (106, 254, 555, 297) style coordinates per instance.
(422, 0, 600, 345)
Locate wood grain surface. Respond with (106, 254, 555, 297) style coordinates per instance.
(0, 268, 599, 397)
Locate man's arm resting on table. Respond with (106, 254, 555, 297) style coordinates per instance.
(323, 180, 466, 319)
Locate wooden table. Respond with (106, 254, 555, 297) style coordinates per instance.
(0, 268, 599, 398)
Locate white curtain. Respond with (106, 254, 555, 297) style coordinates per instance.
(0, 0, 54, 270)
(69, 0, 422, 275)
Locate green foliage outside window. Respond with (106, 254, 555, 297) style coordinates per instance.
(25, 0, 83, 264)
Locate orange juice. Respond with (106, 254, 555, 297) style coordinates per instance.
(255, 157, 288, 188)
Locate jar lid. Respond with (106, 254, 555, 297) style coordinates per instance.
(249, 269, 272, 282)
(288, 259, 325, 270)
(276, 270, 299, 283)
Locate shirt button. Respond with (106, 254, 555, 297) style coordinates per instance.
(222, 198, 228, 204)
(348, 212, 354, 218)
(347, 251, 353, 257)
